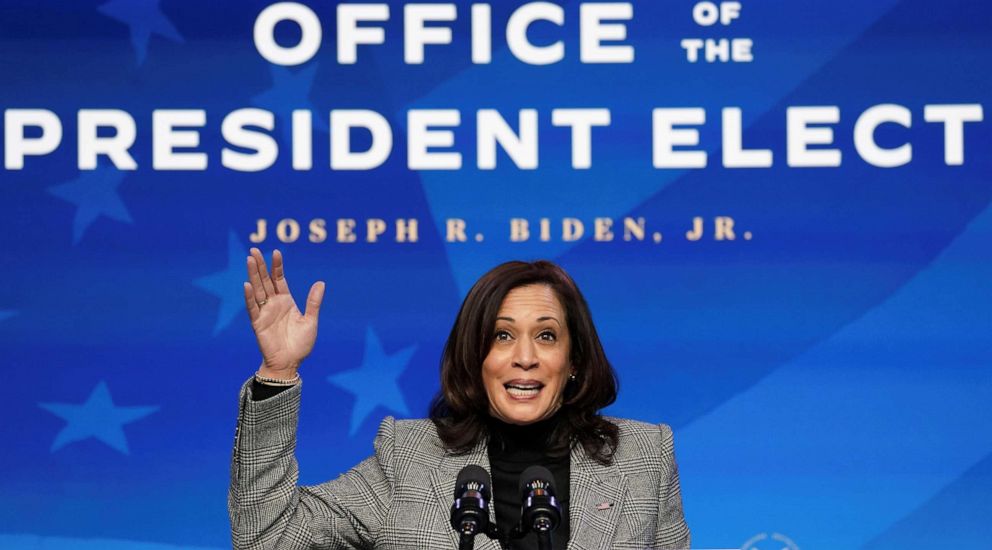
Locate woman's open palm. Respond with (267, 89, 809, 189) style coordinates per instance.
(243, 248, 325, 377)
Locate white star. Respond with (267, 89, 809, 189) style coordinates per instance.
(98, 0, 184, 65)
(48, 166, 133, 245)
(194, 231, 248, 335)
(328, 327, 416, 435)
(39, 381, 159, 455)
(251, 64, 329, 143)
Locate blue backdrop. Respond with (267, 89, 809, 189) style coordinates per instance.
(1, 1, 990, 548)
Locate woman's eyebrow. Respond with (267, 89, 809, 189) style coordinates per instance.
(537, 316, 561, 327)
(496, 315, 560, 327)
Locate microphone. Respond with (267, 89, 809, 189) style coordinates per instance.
(518, 465, 562, 550)
(450, 465, 492, 550)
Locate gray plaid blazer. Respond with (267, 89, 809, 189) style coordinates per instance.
(229, 378, 690, 549)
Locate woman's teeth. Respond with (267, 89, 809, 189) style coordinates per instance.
(505, 383, 542, 397)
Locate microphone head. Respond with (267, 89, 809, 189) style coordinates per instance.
(518, 465, 561, 534)
(454, 464, 492, 500)
(518, 465, 557, 497)
(451, 465, 492, 536)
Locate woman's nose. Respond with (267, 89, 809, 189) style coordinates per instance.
(512, 339, 538, 370)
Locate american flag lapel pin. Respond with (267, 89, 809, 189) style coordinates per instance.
(595, 501, 612, 510)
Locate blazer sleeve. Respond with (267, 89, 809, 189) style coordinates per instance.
(228, 377, 395, 550)
(654, 423, 691, 549)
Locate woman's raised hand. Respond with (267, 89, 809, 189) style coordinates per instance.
(243, 248, 325, 379)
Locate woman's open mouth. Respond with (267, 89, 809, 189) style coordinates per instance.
(504, 380, 544, 399)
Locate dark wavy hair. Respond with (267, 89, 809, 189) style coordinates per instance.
(429, 260, 619, 465)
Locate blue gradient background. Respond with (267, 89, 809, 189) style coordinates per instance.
(1, 1, 990, 548)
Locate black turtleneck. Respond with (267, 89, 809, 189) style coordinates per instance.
(487, 412, 570, 550)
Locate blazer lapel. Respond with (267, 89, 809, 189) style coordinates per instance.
(430, 440, 503, 550)
(567, 444, 629, 550)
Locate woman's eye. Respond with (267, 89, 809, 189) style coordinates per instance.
(494, 330, 512, 341)
(538, 331, 556, 342)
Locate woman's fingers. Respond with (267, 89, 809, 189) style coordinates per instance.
(243, 282, 260, 322)
(304, 281, 325, 321)
(246, 256, 268, 305)
(271, 249, 292, 295)
(250, 247, 278, 297)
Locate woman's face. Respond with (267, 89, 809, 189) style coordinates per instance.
(482, 284, 572, 425)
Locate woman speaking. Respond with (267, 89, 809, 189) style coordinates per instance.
(229, 249, 690, 549)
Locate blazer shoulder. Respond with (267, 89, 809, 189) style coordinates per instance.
(390, 416, 438, 436)
(606, 416, 673, 439)
(604, 416, 676, 468)
(373, 417, 447, 463)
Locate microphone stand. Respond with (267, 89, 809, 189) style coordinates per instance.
(458, 526, 478, 550)
(461, 521, 504, 550)
(497, 524, 554, 550)
(534, 516, 554, 550)
(454, 503, 488, 550)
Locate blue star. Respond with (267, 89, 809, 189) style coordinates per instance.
(251, 64, 328, 143)
(328, 327, 416, 435)
(38, 381, 159, 455)
(48, 166, 133, 245)
(194, 231, 248, 335)
(98, 0, 184, 66)
(0, 310, 16, 323)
